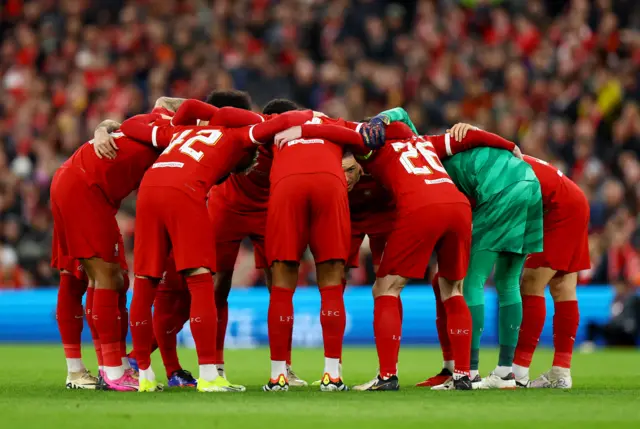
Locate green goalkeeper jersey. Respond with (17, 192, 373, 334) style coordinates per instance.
(443, 148, 543, 254)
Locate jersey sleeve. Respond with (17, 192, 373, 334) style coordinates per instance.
(322, 117, 361, 131)
(246, 110, 314, 144)
(171, 99, 218, 126)
(120, 114, 174, 149)
(428, 129, 516, 159)
(210, 107, 264, 128)
(300, 124, 370, 156)
(378, 107, 419, 134)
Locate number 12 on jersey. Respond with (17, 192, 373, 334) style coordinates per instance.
(163, 129, 223, 161)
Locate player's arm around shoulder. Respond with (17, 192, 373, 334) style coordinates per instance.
(120, 113, 175, 149)
(443, 123, 521, 159)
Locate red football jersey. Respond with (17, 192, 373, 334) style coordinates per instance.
(270, 116, 352, 187)
(162, 100, 274, 210)
(62, 113, 170, 208)
(365, 135, 468, 212)
(213, 144, 273, 211)
(523, 155, 566, 208)
(215, 115, 343, 211)
(139, 125, 259, 200)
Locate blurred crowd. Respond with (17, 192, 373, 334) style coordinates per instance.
(1, 0, 639, 290)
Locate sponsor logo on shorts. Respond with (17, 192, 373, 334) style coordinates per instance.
(152, 162, 184, 169)
(287, 138, 324, 147)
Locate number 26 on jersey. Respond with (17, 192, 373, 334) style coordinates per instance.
(392, 139, 447, 176)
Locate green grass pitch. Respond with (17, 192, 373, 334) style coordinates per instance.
(0, 345, 638, 429)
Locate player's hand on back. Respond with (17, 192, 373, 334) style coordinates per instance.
(446, 123, 477, 142)
(313, 111, 328, 118)
(275, 126, 302, 149)
(93, 127, 118, 159)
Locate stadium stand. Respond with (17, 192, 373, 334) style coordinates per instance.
(0, 0, 639, 288)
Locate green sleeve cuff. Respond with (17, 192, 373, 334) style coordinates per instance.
(356, 150, 374, 161)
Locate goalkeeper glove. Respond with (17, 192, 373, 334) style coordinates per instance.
(359, 114, 390, 150)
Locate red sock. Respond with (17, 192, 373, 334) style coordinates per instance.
(186, 273, 217, 365)
(432, 274, 453, 361)
(57, 273, 88, 360)
(215, 300, 229, 365)
(85, 287, 103, 367)
(119, 275, 130, 359)
(320, 285, 346, 359)
(92, 288, 122, 368)
(153, 288, 183, 375)
(514, 295, 546, 368)
(443, 296, 472, 376)
(268, 286, 294, 362)
(286, 326, 293, 366)
(129, 277, 158, 371)
(398, 296, 403, 324)
(552, 300, 579, 369)
(374, 295, 401, 378)
(127, 335, 158, 360)
(341, 277, 347, 293)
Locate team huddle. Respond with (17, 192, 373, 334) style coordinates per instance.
(50, 90, 589, 393)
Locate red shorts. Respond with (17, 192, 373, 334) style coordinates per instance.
(525, 181, 590, 274)
(348, 212, 395, 268)
(61, 234, 128, 282)
(377, 202, 471, 280)
(134, 186, 215, 278)
(266, 173, 350, 264)
(50, 167, 126, 270)
(157, 254, 188, 291)
(208, 191, 267, 272)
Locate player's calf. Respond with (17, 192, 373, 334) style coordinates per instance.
(130, 275, 160, 388)
(527, 273, 578, 389)
(438, 276, 472, 383)
(417, 274, 456, 388)
(513, 267, 556, 385)
(83, 258, 134, 389)
(214, 270, 233, 371)
(266, 262, 298, 391)
(183, 267, 246, 393)
(317, 260, 347, 383)
(368, 275, 406, 391)
(57, 270, 91, 386)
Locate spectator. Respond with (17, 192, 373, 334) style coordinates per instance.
(0, 0, 639, 287)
